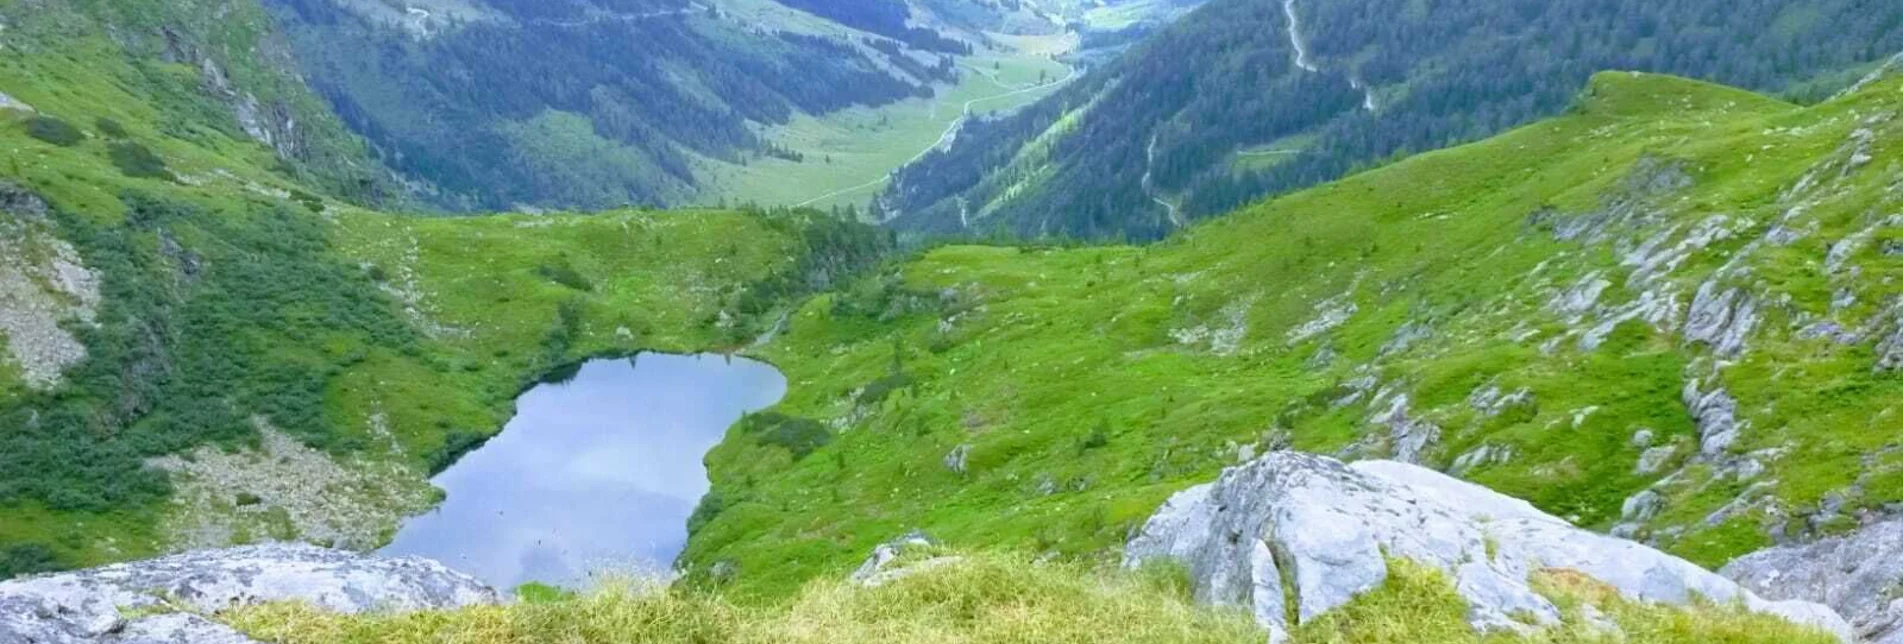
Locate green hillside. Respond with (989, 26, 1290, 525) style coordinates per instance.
(3, 0, 1903, 637)
(0, 2, 885, 573)
(882, 0, 1903, 241)
(683, 68, 1903, 597)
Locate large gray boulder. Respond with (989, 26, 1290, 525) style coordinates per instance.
(1125, 451, 1851, 643)
(0, 543, 497, 643)
(1723, 519, 1903, 644)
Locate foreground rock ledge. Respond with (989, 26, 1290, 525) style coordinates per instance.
(0, 543, 496, 643)
(1724, 519, 1903, 644)
(1125, 451, 1852, 643)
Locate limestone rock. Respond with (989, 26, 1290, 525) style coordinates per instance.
(1637, 444, 1678, 475)
(1367, 391, 1438, 464)
(1684, 280, 1760, 358)
(1684, 379, 1744, 456)
(1286, 296, 1354, 345)
(944, 444, 971, 474)
(0, 90, 32, 113)
(0, 544, 496, 644)
(1469, 383, 1533, 417)
(1377, 320, 1433, 357)
(849, 531, 959, 588)
(1125, 451, 1851, 643)
(1724, 519, 1903, 644)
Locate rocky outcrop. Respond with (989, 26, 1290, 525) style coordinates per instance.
(0, 90, 33, 113)
(1365, 388, 1438, 464)
(1285, 297, 1354, 345)
(1684, 280, 1761, 358)
(1724, 519, 1903, 644)
(1125, 451, 1850, 643)
(0, 182, 99, 390)
(0, 544, 496, 643)
(1683, 378, 1744, 457)
(943, 444, 971, 474)
(147, 424, 437, 552)
(849, 531, 960, 588)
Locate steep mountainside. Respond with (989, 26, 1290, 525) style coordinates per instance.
(881, 0, 1903, 240)
(683, 67, 1903, 599)
(0, 0, 403, 205)
(263, 0, 973, 211)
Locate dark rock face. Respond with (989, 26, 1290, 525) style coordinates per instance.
(0, 544, 496, 643)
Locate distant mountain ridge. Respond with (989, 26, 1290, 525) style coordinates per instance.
(881, 0, 1903, 241)
(265, 0, 981, 212)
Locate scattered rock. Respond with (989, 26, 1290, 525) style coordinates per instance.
(1548, 272, 1611, 318)
(1824, 216, 1896, 275)
(0, 90, 32, 113)
(1637, 444, 1678, 475)
(1541, 156, 1693, 244)
(1171, 297, 1254, 356)
(1286, 296, 1355, 345)
(0, 182, 100, 390)
(1377, 320, 1433, 357)
(147, 422, 437, 551)
(1332, 374, 1379, 408)
(1800, 320, 1862, 345)
(1125, 452, 1852, 643)
(1620, 216, 1734, 287)
(1468, 383, 1533, 417)
(1724, 519, 1903, 644)
(1579, 288, 1681, 351)
(1875, 307, 1903, 372)
(1684, 280, 1760, 358)
(0, 544, 496, 644)
(943, 443, 971, 474)
(849, 531, 959, 587)
(1032, 472, 1059, 496)
(1631, 429, 1655, 448)
(1368, 390, 1438, 464)
(1620, 489, 1664, 524)
(1448, 443, 1513, 474)
(1683, 379, 1744, 457)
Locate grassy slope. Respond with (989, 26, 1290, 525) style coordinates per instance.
(220, 553, 1830, 644)
(686, 71, 1903, 597)
(323, 207, 801, 462)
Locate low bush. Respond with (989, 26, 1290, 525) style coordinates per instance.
(24, 116, 83, 146)
(108, 141, 172, 180)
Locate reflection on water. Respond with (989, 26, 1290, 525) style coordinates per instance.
(379, 353, 785, 590)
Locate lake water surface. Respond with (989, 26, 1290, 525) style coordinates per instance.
(379, 353, 785, 590)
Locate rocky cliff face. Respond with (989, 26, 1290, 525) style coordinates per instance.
(0, 544, 495, 643)
(1725, 520, 1903, 644)
(1126, 451, 1852, 643)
